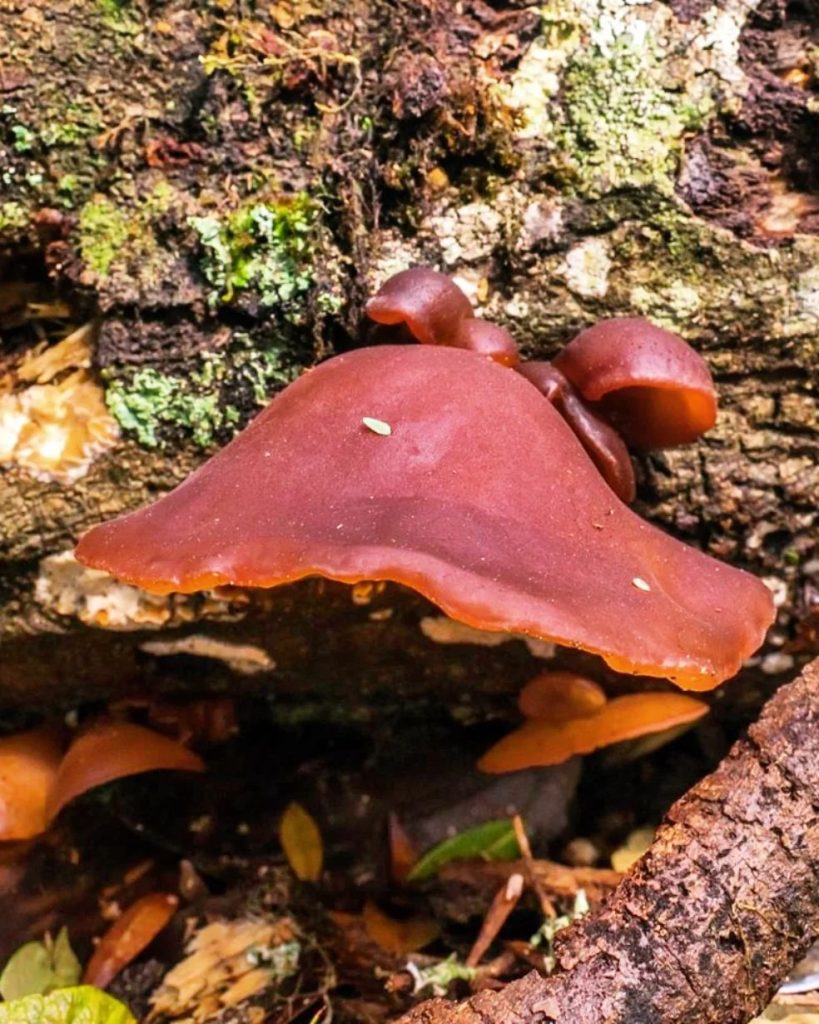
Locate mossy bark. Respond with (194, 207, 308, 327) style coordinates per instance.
(0, 0, 816, 705)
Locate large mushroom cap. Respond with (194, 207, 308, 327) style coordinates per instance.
(76, 346, 773, 690)
(553, 318, 717, 449)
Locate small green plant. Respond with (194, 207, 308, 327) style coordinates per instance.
(190, 195, 316, 313)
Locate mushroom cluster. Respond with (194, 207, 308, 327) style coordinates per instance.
(75, 269, 774, 691)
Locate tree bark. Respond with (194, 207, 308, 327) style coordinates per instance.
(398, 657, 819, 1024)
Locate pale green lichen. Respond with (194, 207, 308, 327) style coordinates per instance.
(105, 341, 299, 449)
(499, 0, 752, 198)
(553, 32, 709, 196)
(189, 195, 316, 313)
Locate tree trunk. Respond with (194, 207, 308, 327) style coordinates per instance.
(0, 0, 816, 706)
(399, 657, 819, 1024)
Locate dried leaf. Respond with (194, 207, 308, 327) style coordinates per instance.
(47, 721, 205, 820)
(83, 892, 178, 989)
(362, 901, 439, 955)
(408, 820, 519, 882)
(279, 802, 323, 882)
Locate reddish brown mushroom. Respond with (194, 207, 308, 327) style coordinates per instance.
(76, 344, 773, 690)
(366, 268, 520, 366)
(479, 691, 709, 773)
(518, 362, 636, 502)
(47, 721, 205, 821)
(552, 318, 717, 449)
(365, 267, 472, 346)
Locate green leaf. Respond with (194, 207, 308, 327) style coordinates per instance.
(0, 930, 81, 1002)
(0, 986, 135, 1024)
(51, 931, 82, 991)
(0, 943, 54, 1002)
(407, 819, 520, 882)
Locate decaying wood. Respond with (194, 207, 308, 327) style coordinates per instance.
(399, 657, 819, 1024)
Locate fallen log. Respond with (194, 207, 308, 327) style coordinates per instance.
(399, 657, 819, 1024)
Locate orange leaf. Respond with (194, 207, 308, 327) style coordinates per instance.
(279, 802, 323, 882)
(517, 671, 607, 721)
(47, 721, 205, 820)
(0, 727, 64, 841)
(362, 901, 440, 955)
(83, 892, 178, 989)
(479, 692, 708, 773)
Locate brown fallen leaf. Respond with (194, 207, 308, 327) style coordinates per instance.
(362, 901, 440, 956)
(83, 892, 178, 989)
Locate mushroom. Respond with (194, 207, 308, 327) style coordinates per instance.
(478, 690, 709, 773)
(516, 671, 607, 722)
(552, 318, 717, 449)
(0, 727, 63, 841)
(365, 267, 520, 366)
(47, 721, 205, 821)
(76, 338, 773, 689)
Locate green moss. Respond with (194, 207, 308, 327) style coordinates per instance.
(553, 32, 709, 197)
(77, 182, 176, 280)
(0, 201, 27, 235)
(105, 340, 300, 449)
(77, 197, 129, 276)
(189, 194, 316, 313)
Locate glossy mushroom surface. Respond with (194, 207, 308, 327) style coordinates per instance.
(76, 345, 773, 690)
(365, 268, 472, 346)
(553, 318, 717, 449)
(479, 692, 709, 772)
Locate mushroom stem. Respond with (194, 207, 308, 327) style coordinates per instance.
(518, 362, 636, 503)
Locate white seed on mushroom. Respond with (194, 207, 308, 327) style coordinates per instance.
(362, 416, 392, 436)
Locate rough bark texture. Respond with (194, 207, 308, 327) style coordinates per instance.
(0, 0, 816, 706)
(398, 657, 819, 1024)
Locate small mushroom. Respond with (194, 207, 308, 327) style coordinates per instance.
(47, 721, 205, 821)
(365, 267, 472, 346)
(479, 692, 709, 773)
(76, 344, 773, 689)
(518, 362, 636, 502)
(552, 318, 717, 449)
(0, 727, 63, 841)
(517, 671, 607, 722)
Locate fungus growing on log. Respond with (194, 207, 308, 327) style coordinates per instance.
(552, 318, 717, 449)
(46, 721, 205, 821)
(515, 671, 607, 722)
(76, 270, 774, 690)
(0, 727, 63, 841)
(479, 689, 709, 772)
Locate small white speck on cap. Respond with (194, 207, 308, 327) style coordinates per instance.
(362, 416, 392, 436)
(632, 577, 651, 592)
